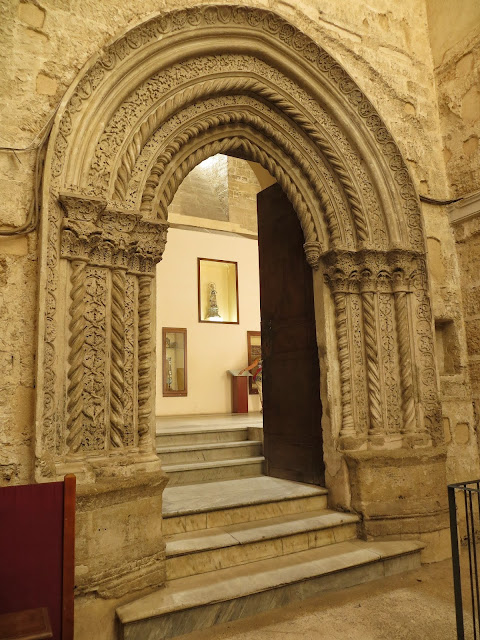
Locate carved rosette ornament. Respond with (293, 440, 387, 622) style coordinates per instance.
(59, 192, 167, 458)
(324, 250, 437, 450)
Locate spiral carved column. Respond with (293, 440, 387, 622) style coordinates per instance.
(66, 258, 87, 453)
(138, 275, 153, 450)
(361, 290, 383, 438)
(110, 268, 126, 448)
(393, 290, 416, 434)
(333, 292, 355, 438)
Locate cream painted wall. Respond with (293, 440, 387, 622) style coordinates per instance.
(155, 227, 261, 415)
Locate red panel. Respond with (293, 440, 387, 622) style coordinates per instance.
(0, 482, 64, 640)
(232, 376, 249, 413)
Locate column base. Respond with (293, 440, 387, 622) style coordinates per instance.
(344, 446, 449, 559)
(75, 469, 168, 599)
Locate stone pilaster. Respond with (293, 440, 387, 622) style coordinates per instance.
(57, 192, 168, 477)
(324, 249, 439, 450)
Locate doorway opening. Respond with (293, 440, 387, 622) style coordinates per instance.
(155, 153, 324, 487)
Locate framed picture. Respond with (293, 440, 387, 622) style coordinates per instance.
(247, 330, 261, 394)
(162, 327, 187, 397)
(198, 258, 239, 324)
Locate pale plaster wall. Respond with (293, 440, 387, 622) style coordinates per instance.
(0, 0, 475, 485)
(155, 227, 261, 415)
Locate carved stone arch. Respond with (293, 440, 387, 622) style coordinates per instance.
(111, 85, 367, 249)
(50, 9, 424, 251)
(38, 3, 442, 481)
(142, 127, 329, 259)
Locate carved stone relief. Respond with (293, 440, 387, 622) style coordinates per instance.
(36, 5, 441, 481)
(58, 193, 167, 463)
(324, 250, 437, 449)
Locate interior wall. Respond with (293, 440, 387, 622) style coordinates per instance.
(155, 227, 261, 415)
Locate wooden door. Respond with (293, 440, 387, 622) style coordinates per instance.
(257, 183, 324, 485)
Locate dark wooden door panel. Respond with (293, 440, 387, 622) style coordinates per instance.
(257, 183, 324, 486)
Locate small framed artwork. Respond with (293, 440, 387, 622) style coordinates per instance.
(198, 258, 239, 324)
(162, 327, 187, 397)
(247, 330, 261, 395)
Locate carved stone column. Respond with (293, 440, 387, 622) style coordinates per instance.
(137, 274, 153, 451)
(58, 192, 170, 600)
(324, 249, 440, 450)
(110, 266, 126, 448)
(66, 257, 88, 453)
(325, 249, 446, 550)
(59, 193, 168, 473)
(359, 270, 384, 444)
(392, 270, 417, 443)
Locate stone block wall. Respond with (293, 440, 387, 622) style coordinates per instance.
(168, 154, 261, 234)
(428, 0, 480, 198)
(227, 157, 261, 234)
(423, 201, 480, 482)
(453, 214, 480, 432)
(426, 0, 480, 472)
(168, 154, 229, 221)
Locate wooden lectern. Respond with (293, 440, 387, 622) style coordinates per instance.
(228, 370, 251, 414)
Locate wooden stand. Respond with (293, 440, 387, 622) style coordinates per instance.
(228, 371, 250, 414)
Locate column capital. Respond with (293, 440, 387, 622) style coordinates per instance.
(59, 192, 168, 273)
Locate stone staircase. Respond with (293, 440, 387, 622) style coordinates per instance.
(116, 416, 424, 639)
(155, 419, 264, 486)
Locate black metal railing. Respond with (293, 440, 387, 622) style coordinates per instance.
(449, 480, 480, 639)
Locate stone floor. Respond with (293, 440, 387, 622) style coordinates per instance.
(177, 556, 462, 640)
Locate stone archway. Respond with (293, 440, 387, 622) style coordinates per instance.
(37, 4, 447, 604)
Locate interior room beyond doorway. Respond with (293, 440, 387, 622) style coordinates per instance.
(155, 154, 272, 417)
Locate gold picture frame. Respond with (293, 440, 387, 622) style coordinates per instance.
(198, 258, 239, 324)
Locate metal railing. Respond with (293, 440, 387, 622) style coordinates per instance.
(449, 480, 480, 639)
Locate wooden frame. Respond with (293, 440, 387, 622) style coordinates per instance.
(0, 474, 75, 640)
(62, 474, 76, 640)
(197, 258, 239, 324)
(247, 330, 262, 394)
(162, 327, 188, 397)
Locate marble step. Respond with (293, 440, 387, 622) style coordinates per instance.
(117, 539, 424, 640)
(162, 476, 328, 535)
(157, 440, 263, 465)
(163, 457, 265, 487)
(156, 426, 250, 447)
(166, 509, 359, 580)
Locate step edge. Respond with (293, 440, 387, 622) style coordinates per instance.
(156, 427, 251, 437)
(157, 441, 262, 453)
(117, 541, 424, 624)
(163, 457, 265, 472)
(165, 515, 360, 558)
(162, 488, 328, 519)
